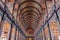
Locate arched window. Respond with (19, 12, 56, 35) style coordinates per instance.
(8, 0, 14, 2)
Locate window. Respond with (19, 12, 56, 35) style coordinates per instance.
(8, 0, 14, 2)
(46, 0, 52, 1)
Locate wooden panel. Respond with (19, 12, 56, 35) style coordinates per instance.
(50, 21, 59, 40)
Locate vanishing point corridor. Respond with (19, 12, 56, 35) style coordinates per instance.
(0, 0, 60, 40)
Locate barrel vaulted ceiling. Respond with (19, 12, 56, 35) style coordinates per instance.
(5, 0, 53, 36)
